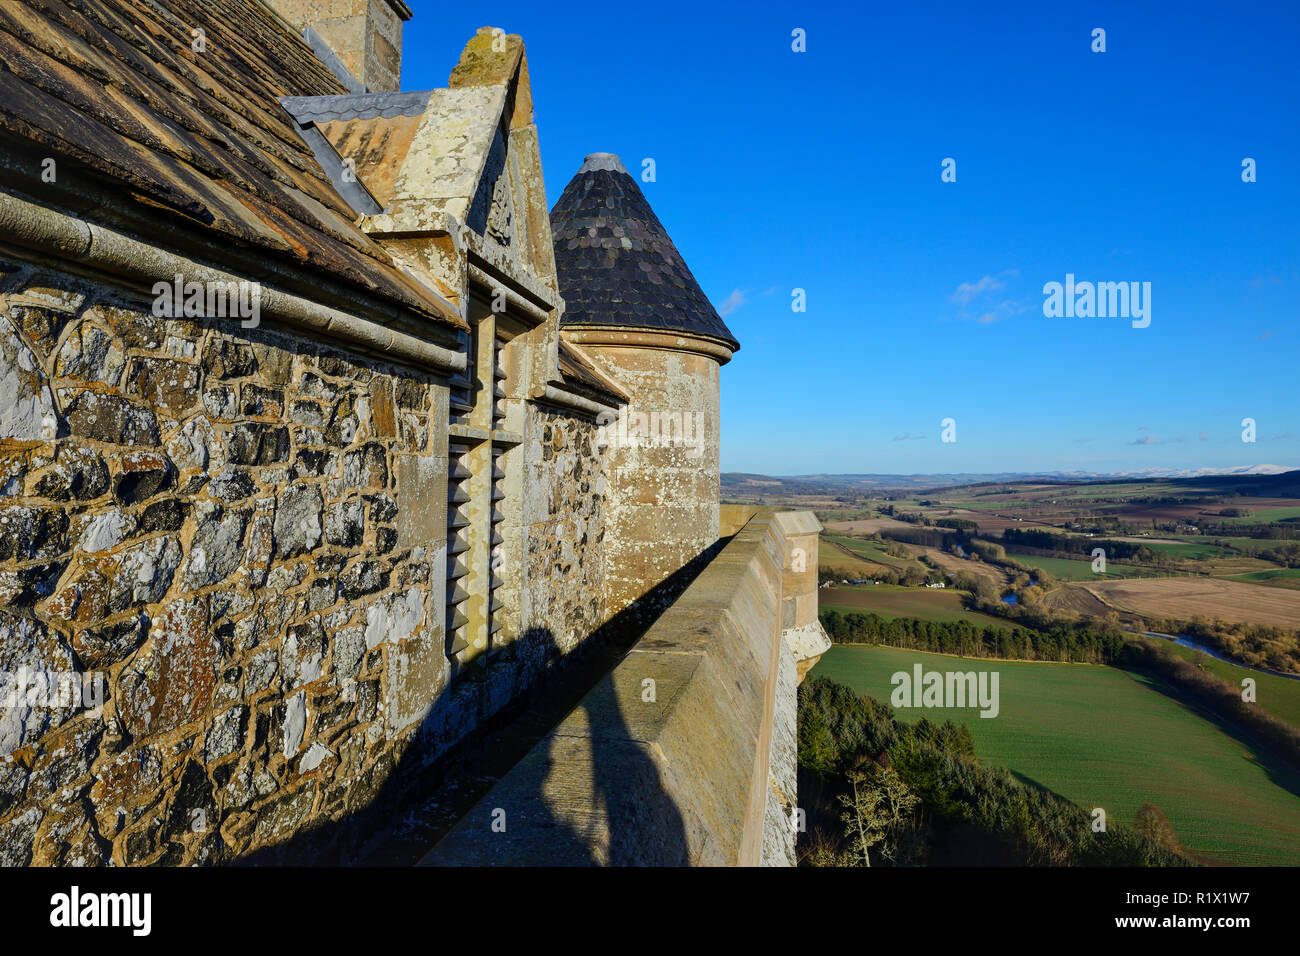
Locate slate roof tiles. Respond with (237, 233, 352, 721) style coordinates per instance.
(0, 0, 461, 327)
(549, 153, 738, 352)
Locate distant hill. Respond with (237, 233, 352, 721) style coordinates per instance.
(722, 467, 1300, 498)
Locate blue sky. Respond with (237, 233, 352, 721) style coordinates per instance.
(404, 1, 1299, 476)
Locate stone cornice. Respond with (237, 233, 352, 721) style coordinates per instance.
(561, 327, 736, 365)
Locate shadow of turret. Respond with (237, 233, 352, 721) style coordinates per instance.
(232, 537, 725, 866)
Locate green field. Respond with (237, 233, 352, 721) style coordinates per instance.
(1227, 567, 1300, 590)
(1006, 553, 1155, 581)
(1217, 506, 1300, 524)
(1219, 535, 1275, 547)
(1140, 540, 1237, 560)
(936, 498, 1006, 510)
(815, 644, 1300, 865)
(820, 583, 1018, 630)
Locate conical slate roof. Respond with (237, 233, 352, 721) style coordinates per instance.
(549, 154, 739, 352)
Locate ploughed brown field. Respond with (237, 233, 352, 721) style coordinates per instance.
(1081, 577, 1300, 629)
(958, 514, 1057, 533)
(901, 543, 1010, 589)
(1040, 583, 1122, 619)
(823, 517, 919, 534)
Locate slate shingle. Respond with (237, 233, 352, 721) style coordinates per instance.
(549, 154, 739, 352)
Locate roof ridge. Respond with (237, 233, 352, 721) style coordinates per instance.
(279, 91, 434, 124)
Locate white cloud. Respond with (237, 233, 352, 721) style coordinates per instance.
(949, 270, 1024, 323)
(718, 289, 747, 316)
(950, 274, 1006, 306)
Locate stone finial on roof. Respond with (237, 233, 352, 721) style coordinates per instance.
(578, 153, 628, 175)
(448, 27, 533, 128)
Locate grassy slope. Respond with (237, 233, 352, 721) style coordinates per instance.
(815, 644, 1300, 865)
(822, 534, 923, 570)
(818, 538, 886, 575)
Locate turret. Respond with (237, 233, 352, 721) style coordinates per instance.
(550, 153, 739, 618)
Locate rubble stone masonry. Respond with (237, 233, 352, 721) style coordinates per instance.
(0, 258, 466, 865)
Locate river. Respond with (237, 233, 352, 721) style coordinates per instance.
(1127, 629, 1300, 682)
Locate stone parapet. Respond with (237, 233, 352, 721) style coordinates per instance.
(422, 507, 824, 866)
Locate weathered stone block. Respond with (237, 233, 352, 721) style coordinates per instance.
(205, 707, 248, 763)
(201, 337, 258, 378)
(89, 744, 162, 837)
(282, 620, 326, 690)
(32, 445, 109, 502)
(9, 305, 71, 362)
(282, 690, 307, 757)
(227, 423, 290, 466)
(394, 454, 444, 550)
(340, 560, 387, 599)
(325, 499, 364, 546)
(0, 612, 77, 754)
(63, 391, 159, 445)
(72, 614, 146, 670)
(273, 482, 323, 557)
(0, 504, 69, 562)
(55, 322, 125, 386)
(343, 442, 387, 488)
(0, 807, 42, 867)
(241, 383, 285, 417)
(0, 314, 59, 441)
(184, 505, 249, 589)
(252, 782, 316, 847)
(203, 384, 238, 419)
(118, 597, 218, 738)
(112, 449, 173, 504)
(126, 356, 200, 413)
(161, 760, 217, 845)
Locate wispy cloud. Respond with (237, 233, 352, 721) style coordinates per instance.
(949, 269, 1025, 323)
(951, 274, 1007, 307)
(1258, 330, 1276, 341)
(974, 301, 1029, 324)
(892, 433, 926, 442)
(1130, 432, 1187, 446)
(718, 289, 747, 316)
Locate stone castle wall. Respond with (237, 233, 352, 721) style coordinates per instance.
(0, 6, 767, 867)
(0, 257, 460, 865)
(0, 252, 661, 865)
(519, 405, 607, 657)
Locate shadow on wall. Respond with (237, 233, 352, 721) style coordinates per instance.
(233, 537, 725, 866)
